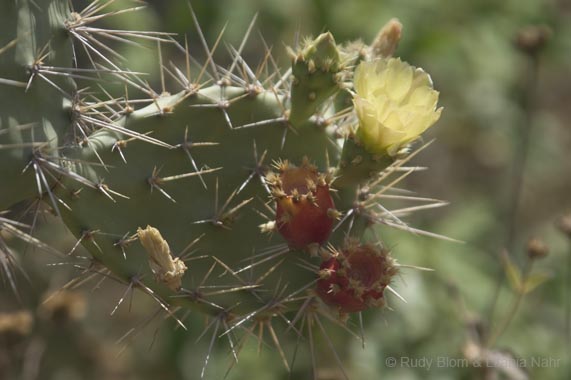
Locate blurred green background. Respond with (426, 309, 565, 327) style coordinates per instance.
(1, 0, 570, 379)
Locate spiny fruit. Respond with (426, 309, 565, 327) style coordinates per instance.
(266, 158, 338, 251)
(316, 241, 397, 313)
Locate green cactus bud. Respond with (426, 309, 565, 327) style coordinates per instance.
(288, 32, 344, 127)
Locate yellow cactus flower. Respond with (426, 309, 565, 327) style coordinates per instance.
(353, 58, 442, 156)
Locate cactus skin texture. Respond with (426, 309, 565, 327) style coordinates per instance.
(0, 0, 443, 377)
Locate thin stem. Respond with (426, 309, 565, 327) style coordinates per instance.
(504, 55, 539, 253)
(486, 52, 540, 328)
(486, 258, 534, 348)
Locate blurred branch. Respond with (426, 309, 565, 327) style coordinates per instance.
(486, 25, 551, 332)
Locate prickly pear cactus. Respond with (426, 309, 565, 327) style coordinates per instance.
(0, 1, 445, 377)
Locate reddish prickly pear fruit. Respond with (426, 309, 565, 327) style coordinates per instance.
(316, 241, 397, 313)
(266, 158, 337, 250)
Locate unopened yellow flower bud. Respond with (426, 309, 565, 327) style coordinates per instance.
(353, 58, 442, 156)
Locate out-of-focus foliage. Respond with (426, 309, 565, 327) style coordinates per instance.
(1, 0, 569, 379)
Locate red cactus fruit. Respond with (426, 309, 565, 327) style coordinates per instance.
(316, 242, 397, 313)
(267, 158, 337, 250)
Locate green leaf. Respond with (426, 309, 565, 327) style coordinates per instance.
(522, 271, 551, 294)
(502, 251, 522, 293)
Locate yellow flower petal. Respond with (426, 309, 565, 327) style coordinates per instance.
(385, 59, 413, 103)
(353, 58, 442, 156)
